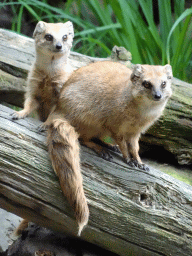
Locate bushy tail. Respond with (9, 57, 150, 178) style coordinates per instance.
(47, 115, 89, 236)
(14, 219, 29, 236)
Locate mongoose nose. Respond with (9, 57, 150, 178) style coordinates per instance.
(56, 43, 62, 50)
(154, 92, 162, 100)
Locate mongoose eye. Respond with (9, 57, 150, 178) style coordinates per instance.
(63, 35, 68, 41)
(142, 81, 152, 89)
(45, 34, 53, 41)
(161, 81, 166, 88)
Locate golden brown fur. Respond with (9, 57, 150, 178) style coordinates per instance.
(50, 61, 172, 167)
(47, 113, 89, 236)
(11, 21, 74, 122)
(45, 61, 172, 233)
(13, 21, 74, 237)
(14, 219, 29, 236)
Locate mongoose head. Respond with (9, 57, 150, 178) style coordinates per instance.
(33, 21, 74, 55)
(131, 64, 172, 102)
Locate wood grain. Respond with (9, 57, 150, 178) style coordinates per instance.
(0, 104, 192, 256)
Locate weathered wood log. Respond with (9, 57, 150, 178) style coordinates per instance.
(0, 104, 192, 256)
(5, 222, 119, 256)
(0, 28, 191, 165)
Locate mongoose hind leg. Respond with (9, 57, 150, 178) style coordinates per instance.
(91, 137, 120, 153)
(80, 137, 113, 161)
(37, 110, 55, 132)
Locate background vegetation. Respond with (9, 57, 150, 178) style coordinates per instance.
(0, 0, 192, 82)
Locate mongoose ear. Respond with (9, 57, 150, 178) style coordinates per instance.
(131, 64, 144, 81)
(64, 21, 74, 38)
(33, 21, 46, 38)
(164, 64, 173, 79)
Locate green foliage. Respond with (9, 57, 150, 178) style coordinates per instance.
(0, 0, 192, 81)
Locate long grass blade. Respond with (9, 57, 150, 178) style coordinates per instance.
(75, 23, 121, 37)
(20, 1, 41, 21)
(138, 0, 162, 49)
(166, 8, 192, 64)
(171, 14, 192, 72)
(17, 5, 24, 33)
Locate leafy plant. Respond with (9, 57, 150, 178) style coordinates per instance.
(0, 0, 191, 81)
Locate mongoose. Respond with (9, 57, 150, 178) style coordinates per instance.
(45, 61, 172, 233)
(11, 20, 74, 122)
(13, 20, 74, 237)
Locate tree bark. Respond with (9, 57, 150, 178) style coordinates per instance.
(0, 28, 191, 165)
(0, 104, 192, 256)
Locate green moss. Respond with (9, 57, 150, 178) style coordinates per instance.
(145, 159, 192, 186)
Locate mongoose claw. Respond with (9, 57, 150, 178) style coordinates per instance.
(10, 111, 26, 120)
(37, 123, 48, 132)
(126, 159, 150, 171)
(138, 163, 150, 172)
(100, 149, 113, 161)
(126, 159, 136, 168)
(10, 112, 20, 120)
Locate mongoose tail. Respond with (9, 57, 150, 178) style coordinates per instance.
(47, 114, 89, 236)
(14, 219, 29, 236)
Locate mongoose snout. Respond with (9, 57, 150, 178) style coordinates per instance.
(56, 42, 62, 50)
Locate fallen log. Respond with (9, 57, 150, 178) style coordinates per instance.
(0, 28, 191, 165)
(4, 223, 119, 256)
(0, 104, 192, 256)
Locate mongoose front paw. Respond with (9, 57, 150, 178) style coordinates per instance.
(10, 112, 22, 120)
(99, 149, 113, 161)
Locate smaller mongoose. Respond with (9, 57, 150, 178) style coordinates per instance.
(13, 20, 74, 237)
(11, 21, 74, 123)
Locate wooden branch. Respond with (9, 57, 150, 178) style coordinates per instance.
(0, 28, 191, 165)
(1, 104, 192, 256)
